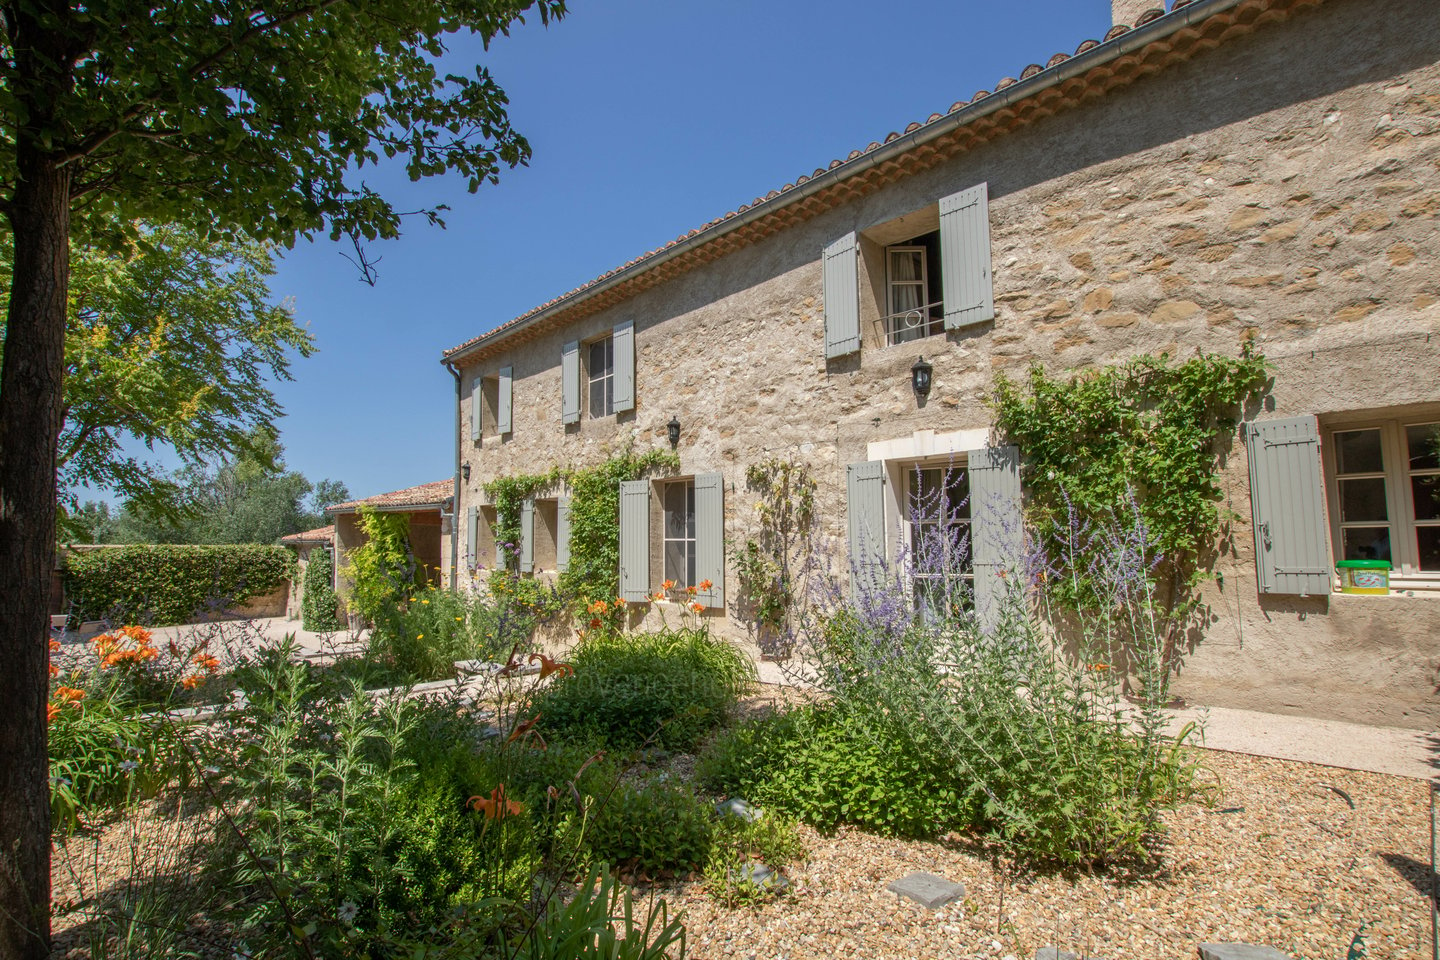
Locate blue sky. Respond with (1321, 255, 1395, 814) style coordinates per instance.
(266, 0, 1114, 502)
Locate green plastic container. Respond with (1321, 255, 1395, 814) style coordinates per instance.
(1336, 559, 1390, 595)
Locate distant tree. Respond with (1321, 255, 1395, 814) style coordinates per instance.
(63, 501, 115, 544)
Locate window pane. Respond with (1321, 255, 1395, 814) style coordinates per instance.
(945, 471, 971, 520)
(1341, 526, 1391, 563)
(1334, 429, 1384, 475)
(1338, 477, 1389, 523)
(1407, 423, 1440, 472)
(664, 541, 687, 585)
(589, 377, 605, 418)
(687, 549, 697, 587)
(1413, 475, 1440, 523)
(890, 249, 921, 282)
(685, 484, 696, 537)
(589, 337, 612, 377)
(1417, 526, 1440, 572)
(664, 483, 690, 538)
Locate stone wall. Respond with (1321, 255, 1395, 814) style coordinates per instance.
(456, 0, 1440, 727)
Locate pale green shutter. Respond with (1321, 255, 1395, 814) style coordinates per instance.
(466, 505, 478, 569)
(969, 444, 1022, 631)
(824, 232, 860, 358)
(941, 183, 994, 330)
(846, 461, 887, 597)
(562, 340, 580, 425)
(497, 365, 513, 435)
(613, 320, 635, 414)
(519, 497, 535, 574)
(470, 375, 483, 441)
(619, 480, 650, 602)
(556, 497, 571, 573)
(1245, 416, 1332, 596)
(695, 472, 725, 607)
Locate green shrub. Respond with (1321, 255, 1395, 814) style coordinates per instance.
(535, 628, 754, 750)
(341, 507, 417, 625)
(583, 777, 713, 876)
(703, 812, 805, 906)
(63, 544, 293, 625)
(697, 705, 967, 838)
(300, 545, 343, 631)
(368, 581, 536, 682)
(512, 863, 687, 960)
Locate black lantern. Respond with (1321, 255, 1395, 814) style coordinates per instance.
(667, 416, 681, 448)
(911, 355, 933, 399)
(461, 461, 471, 482)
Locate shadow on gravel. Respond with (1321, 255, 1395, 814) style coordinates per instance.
(1380, 852, 1437, 904)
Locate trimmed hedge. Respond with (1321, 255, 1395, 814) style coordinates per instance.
(64, 545, 294, 626)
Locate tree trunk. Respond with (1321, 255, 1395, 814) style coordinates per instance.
(0, 132, 72, 960)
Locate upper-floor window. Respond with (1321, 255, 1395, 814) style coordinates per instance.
(885, 232, 944, 345)
(588, 335, 614, 419)
(1327, 419, 1440, 576)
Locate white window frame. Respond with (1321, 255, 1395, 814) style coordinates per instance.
(587, 335, 615, 419)
(885, 243, 942, 346)
(1323, 417, 1440, 588)
(662, 479, 696, 588)
(901, 459, 973, 616)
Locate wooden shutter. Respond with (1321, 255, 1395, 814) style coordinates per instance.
(470, 375, 483, 441)
(613, 320, 635, 413)
(940, 183, 994, 331)
(1246, 416, 1332, 596)
(695, 472, 725, 607)
(562, 340, 581, 425)
(466, 505, 479, 569)
(497, 365, 513, 435)
(969, 444, 1022, 631)
(823, 232, 860, 359)
(846, 461, 887, 597)
(519, 498, 535, 574)
(619, 480, 650, 602)
(556, 497, 571, 573)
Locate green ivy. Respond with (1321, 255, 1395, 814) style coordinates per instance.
(483, 468, 564, 568)
(990, 345, 1269, 609)
(732, 458, 816, 631)
(301, 546, 343, 632)
(64, 544, 294, 625)
(341, 507, 415, 625)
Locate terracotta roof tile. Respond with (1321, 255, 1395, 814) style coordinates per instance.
(280, 524, 334, 544)
(327, 479, 452, 514)
(443, 0, 1320, 365)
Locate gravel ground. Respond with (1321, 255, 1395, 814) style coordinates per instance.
(50, 691, 1432, 960)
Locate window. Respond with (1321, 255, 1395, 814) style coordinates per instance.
(885, 233, 943, 345)
(1326, 419, 1440, 578)
(662, 480, 696, 587)
(588, 336, 614, 418)
(906, 465, 972, 616)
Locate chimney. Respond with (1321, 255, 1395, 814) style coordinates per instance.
(1112, 0, 1162, 28)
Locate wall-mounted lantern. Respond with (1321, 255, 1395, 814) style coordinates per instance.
(911, 355, 934, 400)
(667, 416, 681, 448)
(461, 461, 471, 482)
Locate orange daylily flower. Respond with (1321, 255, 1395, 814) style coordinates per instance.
(192, 653, 221, 673)
(529, 653, 574, 680)
(54, 686, 85, 703)
(47, 703, 60, 724)
(181, 674, 206, 689)
(614, 597, 627, 607)
(468, 784, 525, 820)
(589, 599, 608, 615)
(661, 579, 677, 591)
(697, 579, 713, 591)
(685, 585, 697, 596)
(48, 639, 61, 653)
(688, 602, 704, 614)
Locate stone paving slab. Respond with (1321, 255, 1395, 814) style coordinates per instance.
(886, 871, 966, 909)
(1198, 944, 1293, 960)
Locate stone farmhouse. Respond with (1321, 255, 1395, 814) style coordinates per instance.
(439, 0, 1440, 729)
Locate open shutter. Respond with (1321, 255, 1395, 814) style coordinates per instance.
(556, 497, 571, 573)
(562, 341, 581, 425)
(695, 472, 725, 607)
(619, 480, 650, 602)
(613, 320, 635, 413)
(823, 232, 860, 358)
(519, 498, 535, 574)
(497, 365, 513, 435)
(969, 444, 1022, 631)
(466, 506, 479, 569)
(470, 375, 483, 441)
(1246, 416, 1332, 596)
(846, 461, 887, 598)
(940, 183, 994, 330)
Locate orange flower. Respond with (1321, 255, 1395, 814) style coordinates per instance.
(697, 579, 713, 591)
(529, 653, 574, 680)
(47, 703, 60, 724)
(589, 599, 608, 615)
(685, 585, 697, 596)
(49, 663, 59, 678)
(468, 784, 525, 820)
(588, 618, 602, 629)
(55, 686, 85, 703)
(48, 639, 61, 653)
(192, 653, 221, 673)
(661, 579, 677, 592)
(614, 597, 627, 607)
(1091, 663, 1109, 671)
(181, 674, 206, 689)
(688, 602, 704, 614)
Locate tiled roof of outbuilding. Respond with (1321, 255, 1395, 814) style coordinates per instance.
(326, 480, 452, 514)
(279, 524, 334, 545)
(442, 0, 1322, 366)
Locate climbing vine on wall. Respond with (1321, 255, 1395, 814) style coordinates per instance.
(484, 468, 564, 567)
(732, 458, 817, 633)
(990, 344, 1269, 610)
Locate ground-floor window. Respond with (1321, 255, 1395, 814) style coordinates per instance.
(663, 479, 696, 587)
(906, 464, 972, 617)
(1326, 419, 1440, 577)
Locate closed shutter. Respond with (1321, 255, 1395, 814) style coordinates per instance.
(556, 497, 571, 573)
(519, 498, 535, 574)
(497, 365, 513, 435)
(1245, 416, 1332, 596)
(846, 461, 887, 598)
(823, 232, 860, 359)
(969, 444, 1022, 631)
(695, 472, 725, 608)
(562, 340, 581, 425)
(940, 183, 994, 331)
(619, 480, 650, 602)
(466, 505, 479, 569)
(613, 320, 635, 413)
(470, 375, 483, 441)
